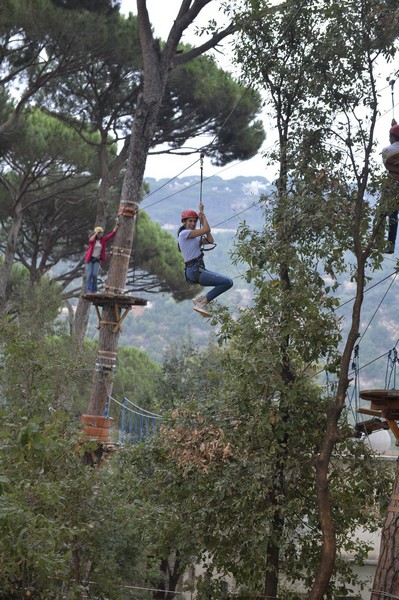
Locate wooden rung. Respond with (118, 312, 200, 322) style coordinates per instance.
(358, 407, 382, 417)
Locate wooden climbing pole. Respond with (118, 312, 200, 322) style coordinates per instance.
(84, 199, 147, 421)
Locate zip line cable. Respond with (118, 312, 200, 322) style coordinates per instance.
(139, 98, 399, 225)
(139, 70, 398, 218)
(357, 271, 398, 344)
(337, 270, 399, 310)
(310, 271, 399, 382)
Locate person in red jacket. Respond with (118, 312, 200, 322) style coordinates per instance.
(84, 221, 119, 293)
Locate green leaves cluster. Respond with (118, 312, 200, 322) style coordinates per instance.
(0, 296, 163, 599)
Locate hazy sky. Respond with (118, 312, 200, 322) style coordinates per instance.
(120, 0, 276, 181)
(120, 1, 397, 182)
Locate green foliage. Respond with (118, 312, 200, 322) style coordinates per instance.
(140, 334, 393, 598)
(112, 345, 162, 409)
(158, 338, 225, 410)
(159, 51, 265, 165)
(0, 406, 149, 600)
(9, 273, 65, 331)
(0, 310, 154, 599)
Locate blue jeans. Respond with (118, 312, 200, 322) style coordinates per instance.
(86, 260, 101, 292)
(186, 265, 233, 302)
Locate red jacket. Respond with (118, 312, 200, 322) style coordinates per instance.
(84, 230, 116, 264)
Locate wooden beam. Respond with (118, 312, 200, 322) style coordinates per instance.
(358, 407, 382, 417)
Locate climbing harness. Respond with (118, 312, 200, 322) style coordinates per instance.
(184, 253, 205, 285)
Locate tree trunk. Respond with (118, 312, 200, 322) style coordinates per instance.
(263, 510, 284, 599)
(371, 458, 399, 600)
(0, 200, 23, 311)
(308, 256, 366, 600)
(84, 1, 235, 415)
(153, 554, 181, 599)
(74, 284, 92, 346)
(87, 4, 169, 416)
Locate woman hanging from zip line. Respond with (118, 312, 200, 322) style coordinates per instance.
(178, 201, 233, 318)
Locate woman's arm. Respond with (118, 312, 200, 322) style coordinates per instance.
(187, 207, 212, 239)
(199, 202, 213, 242)
(102, 220, 120, 243)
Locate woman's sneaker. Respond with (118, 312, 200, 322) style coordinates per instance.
(193, 298, 212, 318)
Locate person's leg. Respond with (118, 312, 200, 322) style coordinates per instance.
(388, 210, 398, 248)
(85, 262, 94, 292)
(92, 261, 100, 292)
(198, 268, 233, 303)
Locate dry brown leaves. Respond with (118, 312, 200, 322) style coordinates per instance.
(160, 410, 233, 475)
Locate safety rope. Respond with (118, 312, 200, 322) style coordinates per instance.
(385, 347, 398, 389)
(199, 152, 204, 207)
(390, 79, 396, 121)
(347, 344, 360, 424)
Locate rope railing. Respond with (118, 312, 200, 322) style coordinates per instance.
(108, 396, 162, 444)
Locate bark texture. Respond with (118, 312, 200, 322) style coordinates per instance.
(371, 459, 399, 600)
(87, 0, 234, 416)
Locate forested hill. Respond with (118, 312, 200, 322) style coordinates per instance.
(87, 175, 399, 395)
(142, 175, 271, 230)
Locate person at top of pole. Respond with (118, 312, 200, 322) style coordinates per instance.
(178, 201, 233, 318)
(84, 219, 119, 294)
(381, 120, 399, 254)
(382, 119, 399, 180)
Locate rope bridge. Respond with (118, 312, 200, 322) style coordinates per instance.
(107, 396, 162, 444)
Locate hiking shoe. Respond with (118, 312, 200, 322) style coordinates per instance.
(193, 305, 212, 318)
(384, 242, 395, 254)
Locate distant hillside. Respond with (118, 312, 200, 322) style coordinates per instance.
(142, 175, 271, 231)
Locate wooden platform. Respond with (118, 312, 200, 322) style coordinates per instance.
(82, 293, 147, 307)
(359, 389, 399, 445)
(82, 293, 147, 333)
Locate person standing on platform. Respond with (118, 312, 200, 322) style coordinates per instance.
(84, 220, 119, 293)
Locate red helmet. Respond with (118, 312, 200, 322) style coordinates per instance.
(181, 209, 199, 222)
(390, 124, 399, 137)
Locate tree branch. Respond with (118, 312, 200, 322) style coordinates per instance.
(172, 23, 236, 66)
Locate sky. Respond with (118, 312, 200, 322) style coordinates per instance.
(120, 0, 278, 181)
(120, 1, 398, 182)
